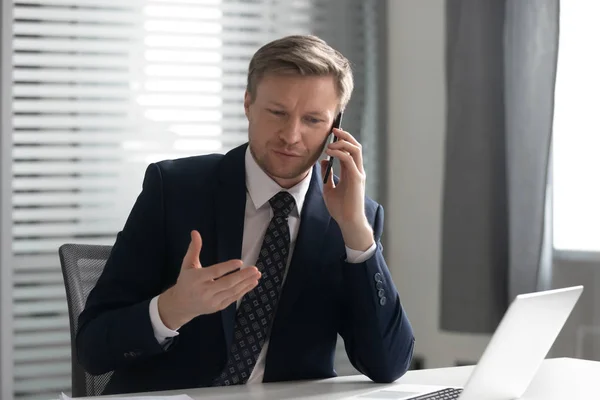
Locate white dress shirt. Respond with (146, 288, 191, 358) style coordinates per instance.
(149, 147, 376, 383)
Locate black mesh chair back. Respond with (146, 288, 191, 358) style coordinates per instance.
(58, 243, 113, 397)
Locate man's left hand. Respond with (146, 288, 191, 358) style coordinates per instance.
(321, 128, 375, 252)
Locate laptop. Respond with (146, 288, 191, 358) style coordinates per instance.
(348, 285, 583, 400)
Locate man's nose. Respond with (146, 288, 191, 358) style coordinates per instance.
(279, 117, 302, 144)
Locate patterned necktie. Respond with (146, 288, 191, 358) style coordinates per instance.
(213, 191, 296, 386)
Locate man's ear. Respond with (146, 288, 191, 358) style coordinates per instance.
(243, 90, 252, 118)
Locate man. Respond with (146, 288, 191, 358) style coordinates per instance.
(76, 34, 415, 395)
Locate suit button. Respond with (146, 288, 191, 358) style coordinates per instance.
(376, 281, 384, 290)
(374, 272, 383, 282)
(380, 297, 387, 306)
(378, 289, 385, 298)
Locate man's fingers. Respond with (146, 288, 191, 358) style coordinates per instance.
(328, 140, 364, 174)
(332, 128, 361, 147)
(204, 259, 246, 281)
(210, 266, 261, 293)
(182, 230, 203, 270)
(325, 149, 361, 177)
(215, 279, 259, 310)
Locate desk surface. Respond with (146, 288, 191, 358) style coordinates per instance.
(98, 357, 600, 400)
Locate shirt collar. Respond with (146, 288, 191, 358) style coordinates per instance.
(245, 146, 311, 216)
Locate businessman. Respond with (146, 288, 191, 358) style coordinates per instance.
(77, 34, 415, 395)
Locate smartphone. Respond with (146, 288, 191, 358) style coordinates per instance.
(323, 111, 343, 184)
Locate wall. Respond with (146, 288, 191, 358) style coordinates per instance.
(386, 0, 491, 368)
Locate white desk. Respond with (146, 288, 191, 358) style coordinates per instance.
(99, 358, 600, 400)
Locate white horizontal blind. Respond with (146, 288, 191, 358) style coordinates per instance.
(9, 1, 338, 399)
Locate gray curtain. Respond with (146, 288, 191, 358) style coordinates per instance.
(440, 0, 559, 334)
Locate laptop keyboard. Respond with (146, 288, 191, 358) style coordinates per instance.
(409, 388, 463, 399)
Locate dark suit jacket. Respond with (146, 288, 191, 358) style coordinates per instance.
(76, 143, 415, 395)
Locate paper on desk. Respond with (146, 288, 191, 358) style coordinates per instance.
(59, 392, 193, 400)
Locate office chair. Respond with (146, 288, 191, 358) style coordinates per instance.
(58, 243, 113, 397)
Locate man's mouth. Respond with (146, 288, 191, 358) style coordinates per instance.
(273, 149, 302, 157)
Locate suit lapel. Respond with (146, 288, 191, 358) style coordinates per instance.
(214, 144, 247, 352)
(275, 166, 331, 317)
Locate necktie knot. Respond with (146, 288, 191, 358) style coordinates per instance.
(269, 191, 296, 218)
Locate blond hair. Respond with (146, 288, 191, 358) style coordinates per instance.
(246, 35, 354, 110)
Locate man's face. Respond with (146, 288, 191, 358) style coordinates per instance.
(244, 73, 340, 188)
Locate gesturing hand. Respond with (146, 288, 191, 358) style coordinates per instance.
(158, 230, 261, 330)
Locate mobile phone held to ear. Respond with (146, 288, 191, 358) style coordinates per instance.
(323, 111, 343, 184)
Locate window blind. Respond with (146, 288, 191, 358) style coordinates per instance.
(4, 0, 384, 398)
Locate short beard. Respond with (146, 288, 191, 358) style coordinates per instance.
(249, 142, 320, 181)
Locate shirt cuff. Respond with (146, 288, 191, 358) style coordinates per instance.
(345, 242, 377, 264)
(149, 295, 179, 345)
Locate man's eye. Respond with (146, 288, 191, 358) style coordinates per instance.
(305, 117, 321, 124)
(269, 109, 285, 116)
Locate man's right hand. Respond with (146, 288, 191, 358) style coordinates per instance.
(157, 230, 261, 330)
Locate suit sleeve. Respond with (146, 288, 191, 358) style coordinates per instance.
(76, 163, 172, 375)
(338, 204, 416, 383)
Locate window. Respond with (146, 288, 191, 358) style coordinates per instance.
(552, 1, 600, 253)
